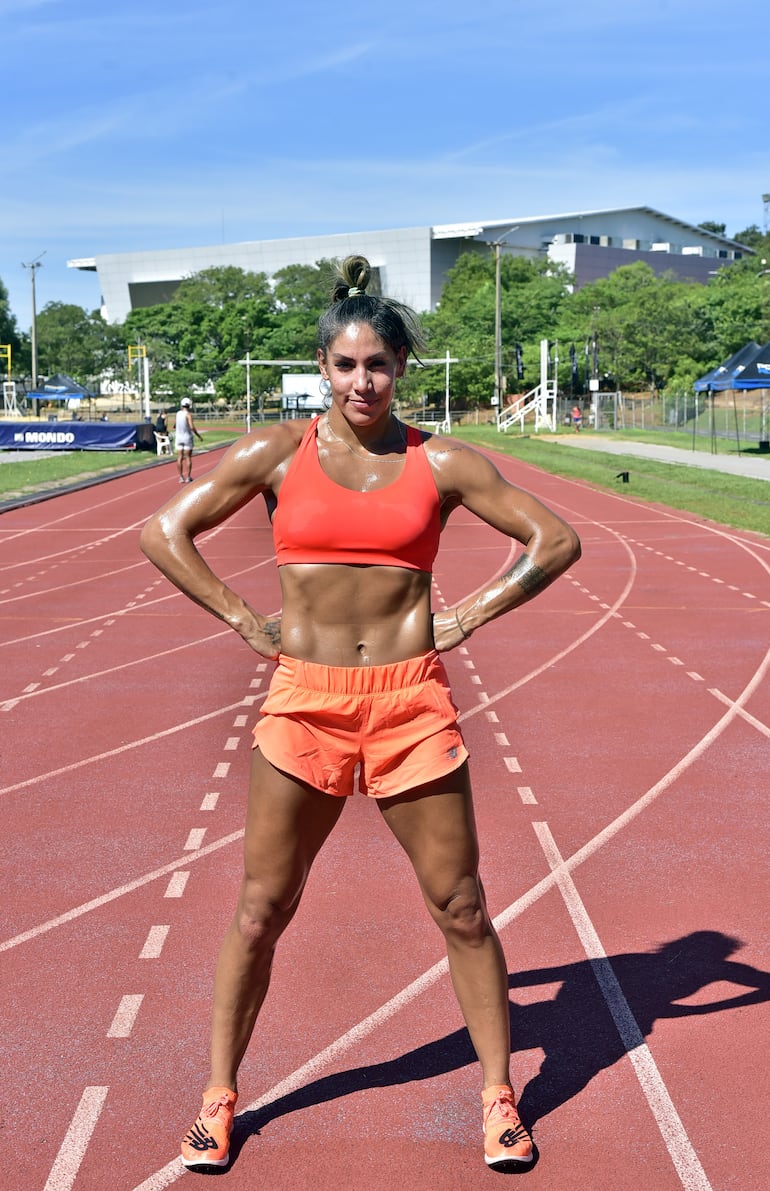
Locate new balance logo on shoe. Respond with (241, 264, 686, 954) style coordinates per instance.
(498, 1124, 530, 1148)
(184, 1122, 218, 1152)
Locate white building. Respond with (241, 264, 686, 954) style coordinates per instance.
(68, 207, 751, 324)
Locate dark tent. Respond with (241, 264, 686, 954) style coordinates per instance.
(693, 342, 761, 392)
(27, 373, 96, 402)
(731, 341, 770, 389)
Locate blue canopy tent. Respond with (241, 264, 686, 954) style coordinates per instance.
(693, 342, 770, 453)
(732, 341, 770, 450)
(693, 342, 761, 392)
(26, 372, 96, 404)
(729, 341, 770, 389)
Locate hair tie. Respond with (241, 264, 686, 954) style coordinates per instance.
(347, 286, 364, 297)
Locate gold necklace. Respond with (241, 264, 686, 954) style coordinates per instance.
(322, 414, 406, 461)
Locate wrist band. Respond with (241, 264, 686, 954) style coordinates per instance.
(455, 607, 470, 640)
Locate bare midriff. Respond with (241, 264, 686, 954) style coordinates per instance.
(278, 563, 434, 666)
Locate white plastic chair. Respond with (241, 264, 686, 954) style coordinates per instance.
(154, 431, 172, 456)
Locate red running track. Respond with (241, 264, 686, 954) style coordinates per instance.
(1, 444, 769, 1191)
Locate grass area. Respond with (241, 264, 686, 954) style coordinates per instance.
(452, 426, 770, 538)
(0, 427, 239, 502)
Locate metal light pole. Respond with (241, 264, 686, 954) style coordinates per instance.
(490, 227, 519, 408)
(22, 252, 45, 393)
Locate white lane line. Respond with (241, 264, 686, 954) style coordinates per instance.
(503, 756, 522, 773)
(0, 831, 243, 953)
(533, 822, 713, 1190)
(517, 786, 538, 805)
(213, 761, 230, 778)
(43, 1085, 109, 1191)
(184, 828, 207, 851)
(494, 732, 510, 747)
(107, 994, 144, 1038)
(223, 737, 240, 751)
(709, 688, 770, 738)
(164, 872, 189, 898)
(233, 715, 248, 727)
(139, 925, 170, 959)
(0, 698, 256, 799)
(200, 792, 220, 811)
(0, 629, 231, 707)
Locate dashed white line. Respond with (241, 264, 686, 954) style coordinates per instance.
(223, 737, 239, 751)
(517, 786, 537, 804)
(213, 762, 230, 778)
(184, 828, 207, 851)
(164, 872, 189, 898)
(494, 732, 510, 747)
(107, 994, 144, 1038)
(139, 925, 170, 959)
(503, 756, 522, 774)
(43, 1085, 109, 1191)
(200, 792, 220, 811)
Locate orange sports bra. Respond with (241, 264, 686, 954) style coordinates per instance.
(272, 416, 441, 571)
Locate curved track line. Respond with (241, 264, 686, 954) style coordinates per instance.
(460, 526, 637, 721)
(535, 822, 712, 1191)
(0, 829, 246, 954)
(1, 627, 232, 706)
(0, 559, 148, 607)
(1, 518, 148, 572)
(0, 556, 275, 650)
(0, 697, 255, 800)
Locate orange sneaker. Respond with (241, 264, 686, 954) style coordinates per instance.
(482, 1084, 533, 1168)
(180, 1087, 237, 1168)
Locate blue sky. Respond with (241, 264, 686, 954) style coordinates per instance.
(4, 0, 768, 330)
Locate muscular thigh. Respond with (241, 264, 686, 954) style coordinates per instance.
(377, 763, 480, 906)
(242, 748, 345, 909)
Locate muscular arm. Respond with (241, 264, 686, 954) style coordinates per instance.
(427, 436, 581, 648)
(140, 424, 299, 656)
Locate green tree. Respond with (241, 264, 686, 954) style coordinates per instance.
(0, 275, 24, 377)
(418, 252, 573, 408)
(35, 302, 127, 386)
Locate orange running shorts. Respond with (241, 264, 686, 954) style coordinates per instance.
(253, 651, 468, 798)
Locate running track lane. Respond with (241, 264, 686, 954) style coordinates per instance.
(1, 446, 768, 1190)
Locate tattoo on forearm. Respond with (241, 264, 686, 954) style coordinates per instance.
(505, 553, 551, 596)
(263, 621, 281, 649)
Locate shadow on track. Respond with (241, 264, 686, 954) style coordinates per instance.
(224, 931, 769, 1167)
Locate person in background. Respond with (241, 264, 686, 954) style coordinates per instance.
(174, 397, 203, 482)
(571, 405, 583, 432)
(141, 254, 581, 1174)
(155, 408, 169, 437)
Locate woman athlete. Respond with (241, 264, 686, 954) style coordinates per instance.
(140, 254, 581, 1173)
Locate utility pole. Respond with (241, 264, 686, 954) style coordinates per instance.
(21, 252, 45, 393)
(489, 226, 519, 409)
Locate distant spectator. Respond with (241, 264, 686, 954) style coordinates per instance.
(155, 409, 169, 436)
(175, 398, 203, 483)
(571, 405, 583, 433)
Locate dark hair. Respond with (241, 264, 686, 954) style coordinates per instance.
(317, 254, 425, 359)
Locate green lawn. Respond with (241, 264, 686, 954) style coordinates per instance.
(452, 426, 770, 538)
